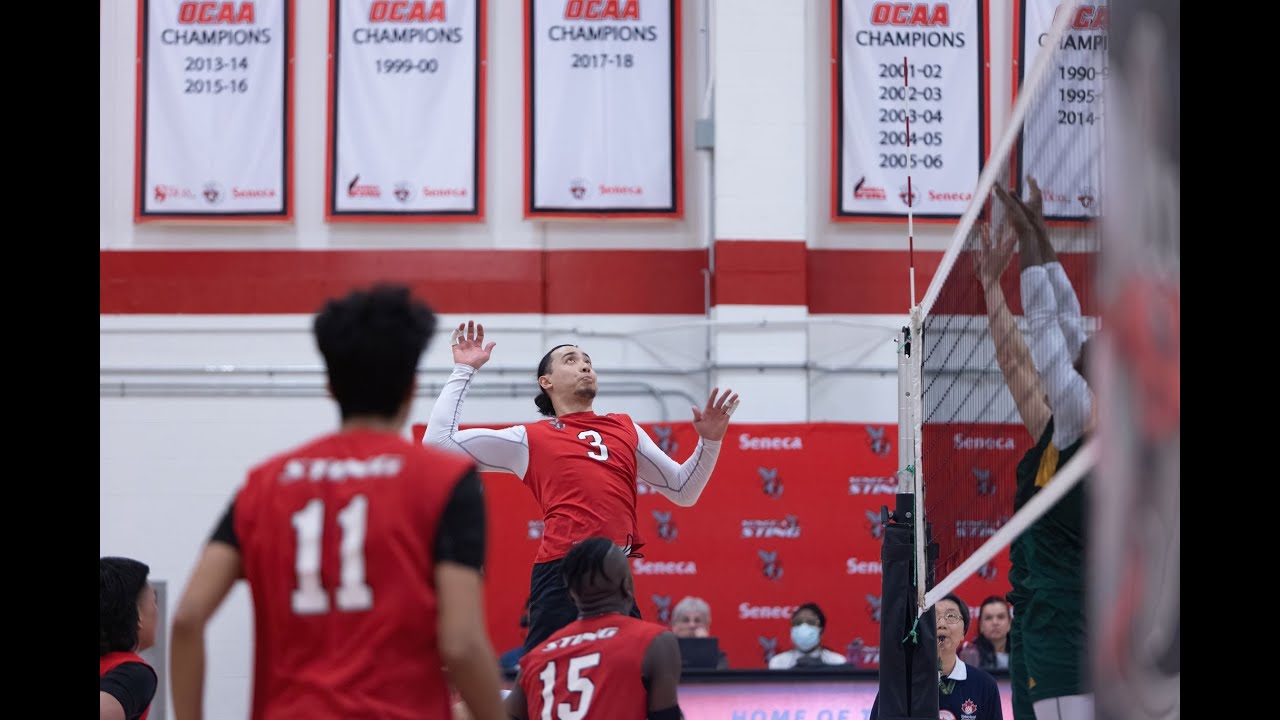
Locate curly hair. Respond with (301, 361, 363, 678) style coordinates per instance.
(100, 557, 150, 656)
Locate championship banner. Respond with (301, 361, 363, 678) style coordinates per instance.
(1013, 0, 1107, 222)
(328, 0, 484, 220)
(414, 421, 1014, 669)
(833, 0, 988, 220)
(526, 0, 681, 217)
(136, 0, 293, 221)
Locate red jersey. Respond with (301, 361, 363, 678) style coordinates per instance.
(233, 429, 473, 720)
(100, 651, 152, 720)
(523, 412, 643, 562)
(518, 613, 669, 720)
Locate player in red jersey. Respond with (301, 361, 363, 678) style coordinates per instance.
(425, 321, 740, 653)
(169, 285, 505, 720)
(101, 557, 160, 720)
(506, 537, 684, 720)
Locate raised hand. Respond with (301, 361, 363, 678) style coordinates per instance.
(450, 320, 496, 370)
(972, 221, 1017, 291)
(1025, 175, 1045, 220)
(691, 387, 740, 441)
(991, 182, 1042, 270)
(1024, 176, 1059, 264)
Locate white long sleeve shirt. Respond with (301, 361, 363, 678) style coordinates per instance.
(1021, 264, 1092, 449)
(424, 364, 721, 507)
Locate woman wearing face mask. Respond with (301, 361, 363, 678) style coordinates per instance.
(767, 603, 847, 669)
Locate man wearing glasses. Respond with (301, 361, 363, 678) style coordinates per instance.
(871, 593, 1004, 720)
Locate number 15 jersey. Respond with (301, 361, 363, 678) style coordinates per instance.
(518, 613, 669, 720)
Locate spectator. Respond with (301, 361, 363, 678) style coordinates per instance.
(871, 593, 1003, 719)
(670, 596, 711, 639)
(670, 596, 729, 669)
(960, 596, 1012, 672)
(767, 603, 846, 669)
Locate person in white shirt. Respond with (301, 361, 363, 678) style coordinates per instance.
(767, 603, 847, 669)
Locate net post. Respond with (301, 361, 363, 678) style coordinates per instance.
(878, 320, 938, 719)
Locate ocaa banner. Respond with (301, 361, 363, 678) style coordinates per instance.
(526, 0, 681, 217)
(327, 0, 484, 219)
(414, 421, 1015, 669)
(137, 0, 293, 220)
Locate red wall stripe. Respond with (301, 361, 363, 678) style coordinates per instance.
(808, 249, 945, 314)
(544, 250, 707, 314)
(713, 240, 807, 306)
(100, 248, 1096, 316)
(100, 250, 544, 314)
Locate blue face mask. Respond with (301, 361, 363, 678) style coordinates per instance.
(791, 622, 821, 652)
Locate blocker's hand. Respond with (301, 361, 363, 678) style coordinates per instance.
(691, 387, 740, 441)
(972, 221, 1017, 292)
(450, 320, 496, 370)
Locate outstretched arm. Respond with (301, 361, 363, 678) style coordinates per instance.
(972, 220, 1049, 440)
(424, 321, 532, 477)
(1019, 177, 1088, 361)
(634, 388, 738, 507)
(998, 180, 1091, 448)
(1020, 266, 1091, 449)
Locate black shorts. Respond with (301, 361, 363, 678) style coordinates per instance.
(523, 557, 642, 654)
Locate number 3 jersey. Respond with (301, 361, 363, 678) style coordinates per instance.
(216, 429, 480, 720)
(523, 412, 643, 561)
(518, 613, 670, 720)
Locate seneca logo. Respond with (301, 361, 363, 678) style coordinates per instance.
(739, 433, 804, 451)
(846, 558, 883, 575)
(631, 559, 697, 576)
(953, 433, 1016, 450)
(738, 603, 799, 620)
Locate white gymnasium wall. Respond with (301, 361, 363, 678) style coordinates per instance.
(101, 2, 1019, 718)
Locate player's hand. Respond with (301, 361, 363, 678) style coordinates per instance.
(1024, 175, 1060, 264)
(991, 183, 1032, 238)
(991, 182, 1043, 267)
(691, 387, 739, 441)
(1024, 175, 1045, 220)
(451, 320, 496, 370)
(972, 221, 1016, 291)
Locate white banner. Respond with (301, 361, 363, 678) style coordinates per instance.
(329, 0, 482, 218)
(138, 0, 291, 219)
(529, 0, 679, 216)
(1016, 0, 1106, 221)
(836, 0, 985, 220)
